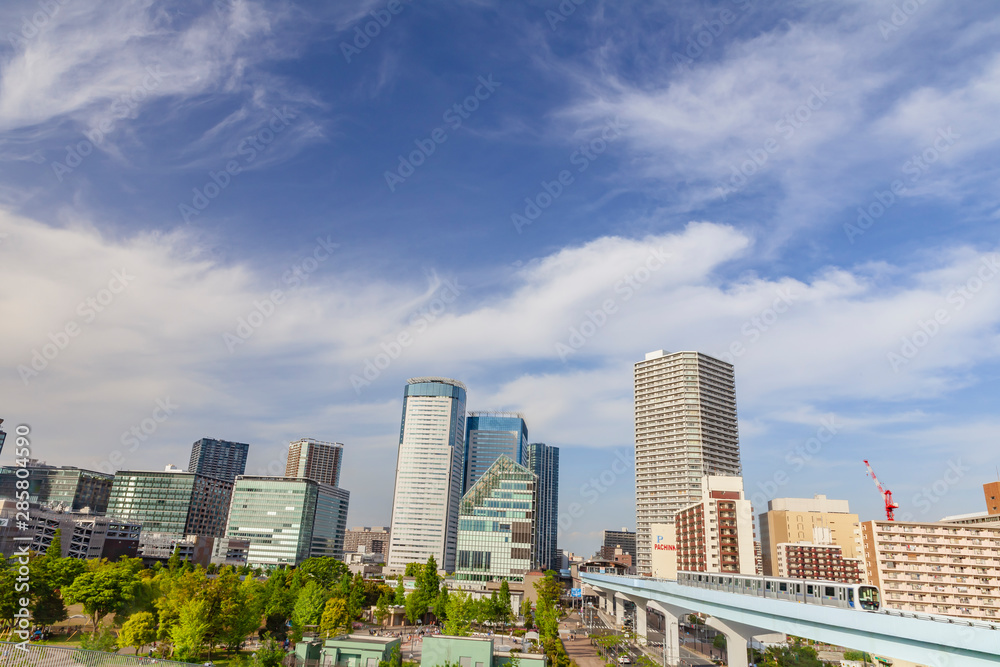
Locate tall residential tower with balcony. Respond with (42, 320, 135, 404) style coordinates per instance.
(634, 351, 741, 576)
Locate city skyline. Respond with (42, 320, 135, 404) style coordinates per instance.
(3, 2, 1000, 559)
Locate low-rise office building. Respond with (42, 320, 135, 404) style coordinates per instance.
(0, 464, 114, 514)
(0, 499, 140, 560)
(421, 635, 545, 667)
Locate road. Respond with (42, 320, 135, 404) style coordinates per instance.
(574, 604, 717, 667)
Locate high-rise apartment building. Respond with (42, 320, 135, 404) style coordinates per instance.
(0, 464, 114, 513)
(464, 413, 529, 493)
(285, 438, 344, 487)
(455, 456, 536, 582)
(529, 442, 559, 571)
(345, 526, 391, 555)
(225, 476, 350, 567)
(759, 495, 863, 577)
(107, 468, 233, 538)
(601, 528, 636, 560)
(634, 350, 741, 576)
(862, 520, 1000, 622)
(188, 438, 249, 484)
(675, 475, 755, 574)
(388, 377, 467, 571)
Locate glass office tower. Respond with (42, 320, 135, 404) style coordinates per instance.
(387, 377, 467, 571)
(463, 412, 529, 493)
(225, 476, 350, 567)
(107, 469, 233, 536)
(529, 442, 560, 571)
(455, 455, 536, 582)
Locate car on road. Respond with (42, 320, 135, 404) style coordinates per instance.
(617, 655, 632, 664)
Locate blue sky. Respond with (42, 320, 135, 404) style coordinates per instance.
(3, 0, 1000, 557)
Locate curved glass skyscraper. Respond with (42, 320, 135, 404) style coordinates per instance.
(387, 377, 467, 571)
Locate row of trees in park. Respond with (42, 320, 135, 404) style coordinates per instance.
(0, 533, 563, 665)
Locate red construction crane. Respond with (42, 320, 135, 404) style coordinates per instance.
(864, 460, 899, 521)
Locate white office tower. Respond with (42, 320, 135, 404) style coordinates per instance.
(387, 377, 467, 572)
(634, 350, 742, 576)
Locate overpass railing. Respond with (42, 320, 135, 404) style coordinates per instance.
(0, 642, 190, 667)
(582, 572, 1000, 632)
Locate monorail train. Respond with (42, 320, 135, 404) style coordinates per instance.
(677, 571, 882, 612)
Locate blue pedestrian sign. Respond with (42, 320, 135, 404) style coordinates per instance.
(570, 588, 582, 598)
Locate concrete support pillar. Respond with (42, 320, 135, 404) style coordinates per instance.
(622, 594, 648, 645)
(705, 617, 765, 667)
(614, 593, 626, 627)
(647, 600, 685, 667)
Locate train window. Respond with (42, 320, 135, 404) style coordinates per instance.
(859, 586, 881, 611)
(848, 589, 855, 608)
(806, 585, 814, 595)
(824, 587, 835, 597)
(779, 583, 787, 593)
(765, 582, 771, 590)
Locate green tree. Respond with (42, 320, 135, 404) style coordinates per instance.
(519, 599, 533, 629)
(394, 579, 406, 606)
(45, 529, 63, 558)
(79, 626, 119, 652)
(713, 633, 727, 650)
(167, 545, 182, 573)
(63, 558, 141, 634)
(348, 572, 367, 621)
(404, 591, 423, 625)
(120, 611, 158, 655)
(434, 584, 450, 623)
(533, 570, 562, 610)
(443, 589, 473, 636)
(222, 575, 264, 653)
(292, 580, 330, 638)
(320, 597, 351, 637)
(375, 592, 391, 626)
(172, 598, 210, 662)
(497, 580, 513, 627)
(404, 563, 420, 577)
(253, 636, 287, 667)
(298, 557, 350, 588)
